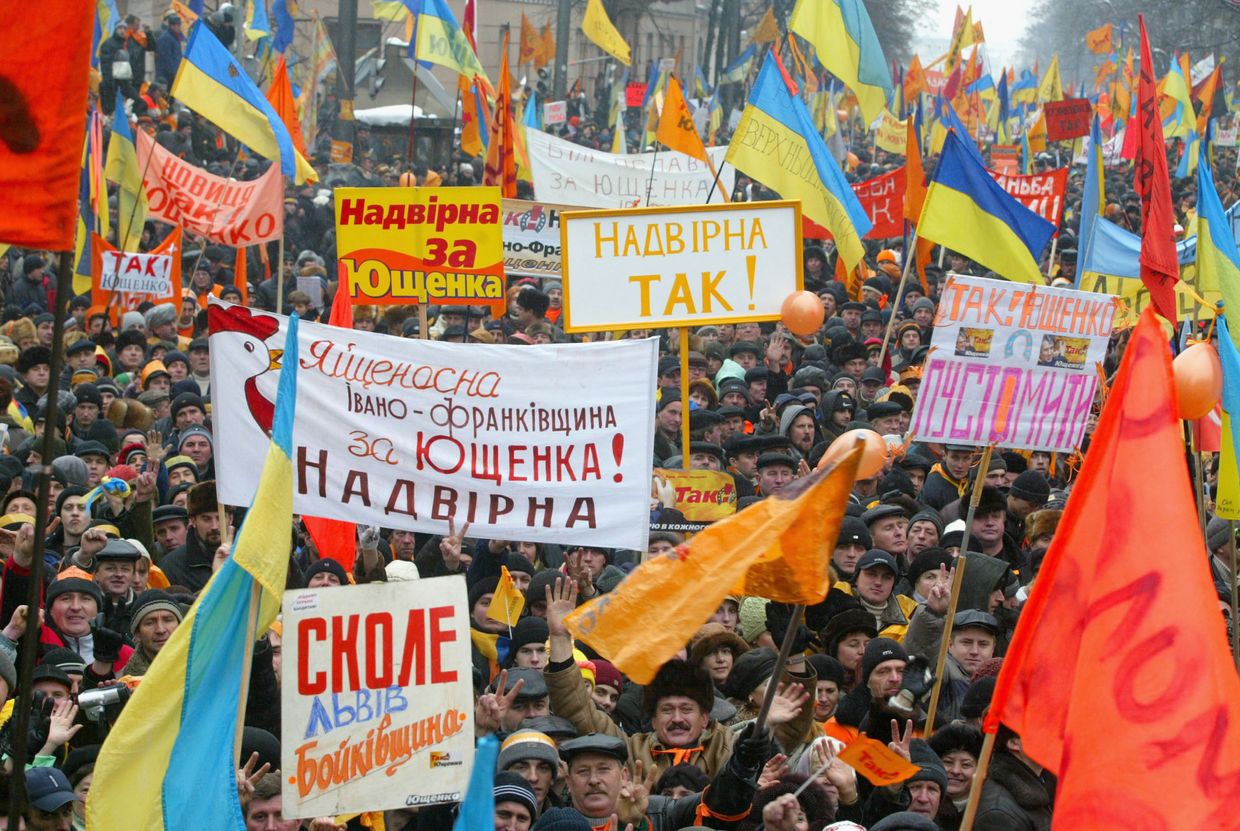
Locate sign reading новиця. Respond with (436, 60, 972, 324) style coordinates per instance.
(559, 201, 803, 332)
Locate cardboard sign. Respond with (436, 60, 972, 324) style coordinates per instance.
(526, 128, 733, 208)
(988, 168, 1068, 228)
(90, 227, 181, 316)
(560, 201, 802, 332)
(501, 198, 574, 278)
(543, 100, 567, 125)
(334, 187, 505, 313)
(136, 130, 284, 246)
(909, 274, 1112, 452)
(280, 577, 473, 817)
(626, 83, 647, 107)
(209, 303, 657, 549)
(330, 140, 354, 164)
(1043, 98, 1091, 142)
(650, 468, 737, 533)
(991, 144, 1020, 175)
(837, 737, 921, 786)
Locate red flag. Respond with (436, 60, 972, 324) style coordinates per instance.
(327, 278, 354, 329)
(483, 31, 517, 198)
(234, 247, 249, 306)
(302, 516, 358, 571)
(0, 0, 93, 248)
(987, 307, 1240, 827)
(1132, 15, 1179, 323)
(462, 0, 478, 53)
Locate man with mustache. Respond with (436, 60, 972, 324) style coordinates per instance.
(558, 732, 766, 831)
(543, 578, 813, 778)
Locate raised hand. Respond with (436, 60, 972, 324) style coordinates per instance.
(766, 682, 809, 727)
(616, 759, 657, 826)
(925, 563, 955, 615)
(39, 699, 82, 755)
(888, 718, 914, 762)
(236, 751, 271, 802)
(473, 669, 525, 736)
(758, 752, 789, 790)
(761, 794, 803, 831)
(439, 516, 471, 571)
(544, 577, 579, 639)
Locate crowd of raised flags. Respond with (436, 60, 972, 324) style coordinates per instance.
(3, 0, 1240, 829)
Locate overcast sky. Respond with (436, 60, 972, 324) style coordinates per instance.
(916, 0, 1038, 72)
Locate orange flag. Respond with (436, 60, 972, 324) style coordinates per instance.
(266, 55, 311, 166)
(518, 13, 539, 65)
(327, 278, 353, 329)
(903, 117, 931, 294)
(656, 76, 707, 162)
(904, 55, 927, 105)
(0, 0, 93, 248)
(484, 32, 517, 197)
(1132, 14, 1179, 323)
(459, 74, 491, 157)
(302, 516, 358, 571)
(234, 247, 249, 305)
(535, 24, 554, 70)
(566, 444, 861, 683)
(1085, 22, 1113, 54)
(988, 307, 1240, 827)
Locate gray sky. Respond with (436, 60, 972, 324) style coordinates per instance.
(916, 0, 1038, 72)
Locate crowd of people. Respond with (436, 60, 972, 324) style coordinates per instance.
(0, 11, 1238, 831)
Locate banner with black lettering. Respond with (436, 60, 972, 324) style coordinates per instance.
(208, 302, 657, 548)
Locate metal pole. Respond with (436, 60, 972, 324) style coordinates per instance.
(679, 328, 690, 465)
(336, 0, 358, 152)
(553, 0, 572, 99)
(6, 250, 73, 826)
(752, 603, 805, 735)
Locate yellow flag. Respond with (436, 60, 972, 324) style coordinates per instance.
(751, 7, 780, 45)
(565, 444, 863, 684)
(582, 0, 630, 65)
(1027, 109, 1048, 152)
(1038, 54, 1063, 102)
(518, 13, 539, 65)
(486, 566, 526, 626)
(656, 76, 707, 161)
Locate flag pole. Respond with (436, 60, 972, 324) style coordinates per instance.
(6, 249, 74, 825)
(958, 729, 997, 831)
(406, 15, 421, 165)
(752, 602, 806, 736)
(876, 241, 916, 367)
(1229, 521, 1240, 671)
(955, 444, 995, 557)
(645, 141, 661, 206)
(679, 327, 690, 467)
(923, 557, 967, 734)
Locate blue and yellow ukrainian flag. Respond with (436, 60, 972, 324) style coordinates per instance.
(718, 45, 755, 85)
(402, 0, 490, 86)
(1076, 115, 1105, 286)
(272, 0, 297, 52)
(916, 129, 1056, 284)
(86, 317, 300, 831)
(104, 91, 147, 252)
(1198, 143, 1240, 306)
(172, 22, 315, 183)
(789, 0, 891, 124)
(725, 52, 872, 271)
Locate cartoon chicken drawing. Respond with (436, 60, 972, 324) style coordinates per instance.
(206, 303, 283, 443)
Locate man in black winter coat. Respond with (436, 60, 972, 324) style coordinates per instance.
(158, 481, 222, 593)
(973, 725, 1054, 831)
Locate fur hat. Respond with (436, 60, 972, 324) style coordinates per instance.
(1024, 508, 1062, 544)
(641, 659, 714, 719)
(186, 480, 217, 517)
(928, 722, 985, 762)
(965, 484, 1008, 517)
(687, 623, 749, 669)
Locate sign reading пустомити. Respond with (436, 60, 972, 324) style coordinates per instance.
(559, 201, 802, 332)
(909, 274, 1113, 453)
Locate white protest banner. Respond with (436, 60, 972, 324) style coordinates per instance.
(208, 302, 656, 548)
(909, 274, 1112, 452)
(501, 198, 575, 278)
(136, 129, 284, 245)
(560, 201, 802, 332)
(526, 128, 733, 208)
(281, 577, 472, 817)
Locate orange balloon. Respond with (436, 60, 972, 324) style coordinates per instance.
(816, 428, 888, 478)
(1173, 341, 1222, 419)
(780, 290, 825, 336)
(399, 171, 417, 187)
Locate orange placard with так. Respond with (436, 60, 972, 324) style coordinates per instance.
(837, 737, 921, 786)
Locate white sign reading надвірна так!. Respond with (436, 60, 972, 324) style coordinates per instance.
(559, 201, 803, 332)
(281, 577, 473, 817)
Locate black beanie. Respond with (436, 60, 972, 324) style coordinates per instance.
(862, 637, 908, 683)
(906, 547, 955, 588)
(1009, 470, 1050, 505)
(960, 676, 997, 720)
(907, 739, 948, 794)
(468, 575, 502, 609)
(723, 647, 778, 700)
(505, 616, 549, 666)
(304, 558, 349, 586)
(806, 654, 845, 686)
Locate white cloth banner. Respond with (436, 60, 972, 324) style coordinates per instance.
(280, 577, 473, 817)
(209, 302, 657, 548)
(526, 128, 734, 208)
(99, 250, 173, 296)
(909, 274, 1113, 453)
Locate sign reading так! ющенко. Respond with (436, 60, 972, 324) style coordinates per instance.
(559, 201, 802, 332)
(909, 274, 1113, 453)
(280, 577, 472, 817)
